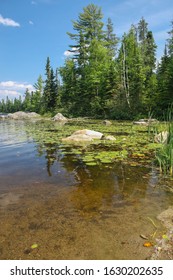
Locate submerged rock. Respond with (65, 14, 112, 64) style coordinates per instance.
(0, 114, 8, 120)
(154, 131, 169, 144)
(103, 120, 112, 126)
(62, 129, 103, 142)
(52, 113, 68, 121)
(101, 135, 116, 141)
(133, 118, 158, 126)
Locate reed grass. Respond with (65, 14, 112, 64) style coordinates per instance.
(155, 106, 173, 176)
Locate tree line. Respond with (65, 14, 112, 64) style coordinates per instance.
(0, 4, 173, 119)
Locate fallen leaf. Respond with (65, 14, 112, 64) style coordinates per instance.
(31, 243, 38, 249)
(143, 241, 153, 247)
(140, 234, 148, 240)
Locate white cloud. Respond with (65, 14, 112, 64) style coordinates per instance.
(0, 81, 34, 91)
(0, 90, 20, 97)
(64, 50, 73, 57)
(0, 81, 34, 100)
(0, 14, 20, 27)
(64, 47, 79, 57)
(29, 20, 34, 25)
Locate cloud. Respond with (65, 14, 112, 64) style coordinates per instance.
(29, 20, 34, 25)
(0, 14, 20, 27)
(0, 90, 20, 98)
(64, 47, 79, 57)
(64, 50, 73, 57)
(0, 81, 34, 99)
(0, 81, 34, 91)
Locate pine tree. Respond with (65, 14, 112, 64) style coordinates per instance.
(117, 27, 145, 114)
(59, 58, 78, 115)
(43, 57, 58, 112)
(43, 57, 51, 111)
(23, 88, 31, 111)
(137, 18, 157, 111)
(157, 21, 173, 114)
(33, 75, 44, 113)
(61, 4, 116, 117)
(105, 17, 119, 57)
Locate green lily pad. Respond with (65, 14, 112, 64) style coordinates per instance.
(85, 162, 97, 166)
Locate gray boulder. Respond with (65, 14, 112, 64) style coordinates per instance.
(62, 129, 103, 142)
(103, 120, 112, 126)
(133, 118, 158, 126)
(52, 113, 68, 121)
(8, 111, 40, 120)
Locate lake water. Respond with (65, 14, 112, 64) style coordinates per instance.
(0, 119, 173, 260)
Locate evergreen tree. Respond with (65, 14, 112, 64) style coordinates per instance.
(61, 4, 116, 117)
(117, 27, 145, 114)
(67, 4, 104, 44)
(43, 57, 51, 111)
(157, 21, 173, 114)
(33, 75, 44, 113)
(43, 57, 58, 112)
(105, 17, 119, 57)
(59, 58, 78, 115)
(23, 88, 31, 111)
(137, 18, 157, 111)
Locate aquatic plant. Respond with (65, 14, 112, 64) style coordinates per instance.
(155, 107, 173, 176)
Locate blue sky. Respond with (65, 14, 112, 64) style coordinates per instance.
(0, 0, 173, 100)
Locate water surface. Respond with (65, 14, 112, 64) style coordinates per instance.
(0, 119, 173, 260)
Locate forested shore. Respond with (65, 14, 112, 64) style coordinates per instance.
(1, 4, 173, 119)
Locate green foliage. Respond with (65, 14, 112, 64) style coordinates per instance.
(155, 108, 173, 176)
(43, 57, 59, 112)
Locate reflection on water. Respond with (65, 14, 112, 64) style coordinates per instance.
(0, 120, 173, 260)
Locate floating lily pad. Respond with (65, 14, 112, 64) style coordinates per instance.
(85, 162, 97, 166)
(100, 158, 112, 164)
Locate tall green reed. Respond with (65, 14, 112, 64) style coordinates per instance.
(155, 106, 173, 176)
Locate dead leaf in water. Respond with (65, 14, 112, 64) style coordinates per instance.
(143, 241, 153, 247)
(140, 234, 148, 240)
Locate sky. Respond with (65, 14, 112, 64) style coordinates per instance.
(0, 0, 173, 100)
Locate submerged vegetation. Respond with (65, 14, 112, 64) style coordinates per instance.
(22, 118, 160, 171)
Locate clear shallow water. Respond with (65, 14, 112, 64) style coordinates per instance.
(0, 119, 173, 260)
